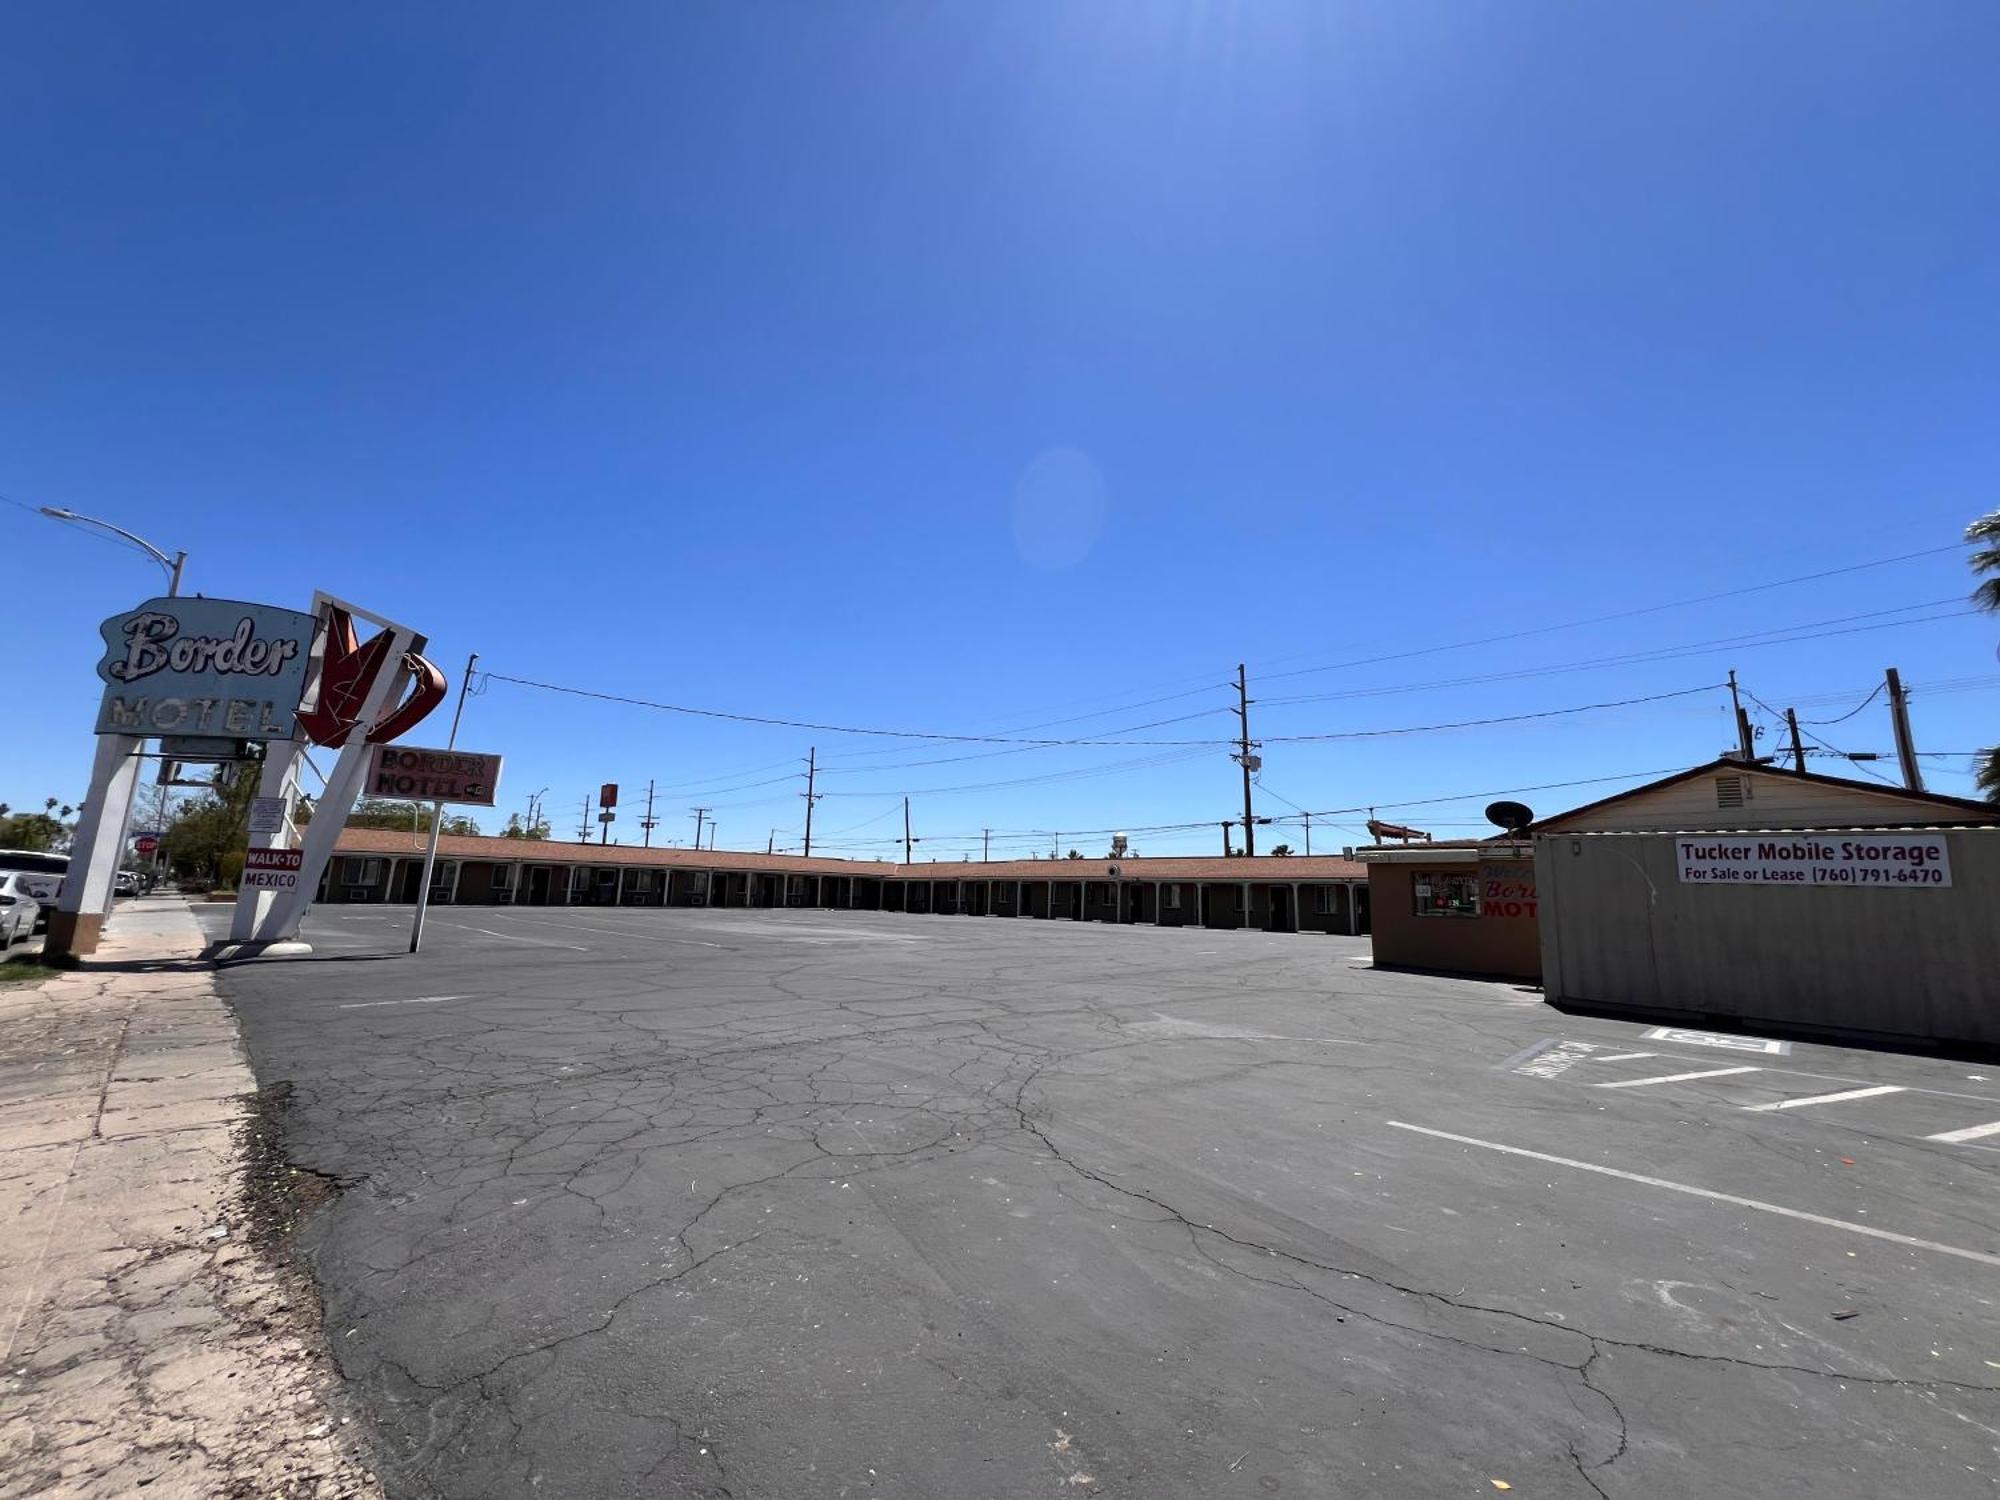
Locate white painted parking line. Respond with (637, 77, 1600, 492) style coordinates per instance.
(1743, 1085, 1906, 1113)
(1385, 1121, 2000, 1269)
(338, 995, 468, 1010)
(1593, 1066, 1761, 1089)
(1927, 1120, 2000, 1145)
(1643, 1027, 1791, 1056)
(432, 921, 588, 952)
(1593, 1051, 1657, 1063)
(503, 914, 727, 948)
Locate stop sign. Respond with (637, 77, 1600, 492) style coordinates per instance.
(135, 835, 158, 855)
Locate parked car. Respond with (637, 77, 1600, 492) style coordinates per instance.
(114, 871, 141, 898)
(0, 873, 40, 948)
(0, 852, 64, 930)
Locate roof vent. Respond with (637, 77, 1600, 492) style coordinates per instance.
(1714, 774, 1753, 809)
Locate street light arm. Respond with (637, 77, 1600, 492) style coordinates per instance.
(39, 507, 186, 595)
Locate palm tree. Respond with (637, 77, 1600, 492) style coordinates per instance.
(1971, 510, 2000, 802)
(1971, 510, 2000, 613)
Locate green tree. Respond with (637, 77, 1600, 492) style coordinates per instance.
(1971, 509, 2000, 802)
(500, 812, 552, 840)
(343, 799, 481, 837)
(160, 757, 264, 884)
(1269, 844, 1293, 857)
(0, 800, 74, 852)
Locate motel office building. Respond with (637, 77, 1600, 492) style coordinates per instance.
(321, 829, 1371, 935)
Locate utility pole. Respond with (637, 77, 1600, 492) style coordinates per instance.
(709, 822, 719, 851)
(982, 828, 990, 863)
(801, 747, 819, 858)
(1221, 820, 1232, 857)
(767, 830, 775, 855)
(691, 806, 709, 850)
(1785, 708, 1806, 774)
(578, 794, 593, 843)
(1303, 811, 1312, 857)
(640, 780, 658, 847)
(1885, 667, 1925, 791)
(1727, 669, 1754, 760)
(411, 650, 477, 954)
(1234, 663, 1259, 857)
(903, 797, 914, 866)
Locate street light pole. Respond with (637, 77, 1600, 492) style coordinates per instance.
(38, 507, 187, 596)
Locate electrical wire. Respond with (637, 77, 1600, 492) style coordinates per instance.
(1256, 546, 1966, 685)
(1267, 684, 1722, 743)
(484, 672, 1227, 747)
(1743, 688, 1901, 786)
(1800, 683, 1886, 726)
(1256, 599, 1970, 708)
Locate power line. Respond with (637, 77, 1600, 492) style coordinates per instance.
(1256, 599, 1971, 708)
(484, 672, 1227, 747)
(1743, 688, 1900, 786)
(1800, 682, 1885, 726)
(1267, 683, 1721, 743)
(1256, 546, 1966, 686)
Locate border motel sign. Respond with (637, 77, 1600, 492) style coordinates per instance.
(95, 597, 318, 738)
(51, 589, 477, 960)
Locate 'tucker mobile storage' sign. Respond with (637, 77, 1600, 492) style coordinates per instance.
(1676, 835, 1951, 889)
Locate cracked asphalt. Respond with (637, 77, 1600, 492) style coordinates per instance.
(200, 903, 2000, 1498)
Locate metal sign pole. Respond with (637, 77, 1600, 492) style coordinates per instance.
(410, 651, 478, 955)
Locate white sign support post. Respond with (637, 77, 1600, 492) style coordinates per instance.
(245, 596, 428, 951)
(46, 734, 144, 958)
(229, 741, 309, 946)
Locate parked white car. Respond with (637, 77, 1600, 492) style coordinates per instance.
(0, 851, 66, 930)
(0, 873, 40, 948)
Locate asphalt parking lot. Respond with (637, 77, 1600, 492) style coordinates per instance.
(204, 903, 2000, 1499)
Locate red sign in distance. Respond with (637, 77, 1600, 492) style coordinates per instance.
(135, 835, 159, 856)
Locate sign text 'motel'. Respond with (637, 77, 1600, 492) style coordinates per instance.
(370, 745, 503, 807)
(94, 596, 320, 739)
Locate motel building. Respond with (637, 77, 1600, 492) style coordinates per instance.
(321, 828, 1372, 935)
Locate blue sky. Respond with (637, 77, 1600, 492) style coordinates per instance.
(4, 3, 1997, 858)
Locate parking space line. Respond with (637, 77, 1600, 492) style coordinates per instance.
(1593, 1066, 1761, 1089)
(1385, 1121, 2000, 1269)
(501, 914, 728, 948)
(338, 995, 468, 1010)
(1743, 1085, 1905, 1113)
(430, 921, 588, 952)
(1928, 1120, 2000, 1145)
(1594, 1051, 1657, 1062)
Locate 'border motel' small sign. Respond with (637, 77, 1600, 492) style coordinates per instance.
(369, 745, 504, 807)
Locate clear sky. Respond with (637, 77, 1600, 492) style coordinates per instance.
(4, 3, 1997, 859)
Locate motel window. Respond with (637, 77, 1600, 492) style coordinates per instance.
(429, 861, 456, 889)
(627, 870, 654, 892)
(1413, 873, 1479, 918)
(345, 858, 383, 886)
(1163, 886, 1182, 911)
(1313, 886, 1339, 916)
(595, 868, 617, 886)
(490, 865, 513, 889)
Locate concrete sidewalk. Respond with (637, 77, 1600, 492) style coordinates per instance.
(0, 897, 377, 1497)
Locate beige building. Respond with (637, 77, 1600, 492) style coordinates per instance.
(1358, 758, 2000, 983)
